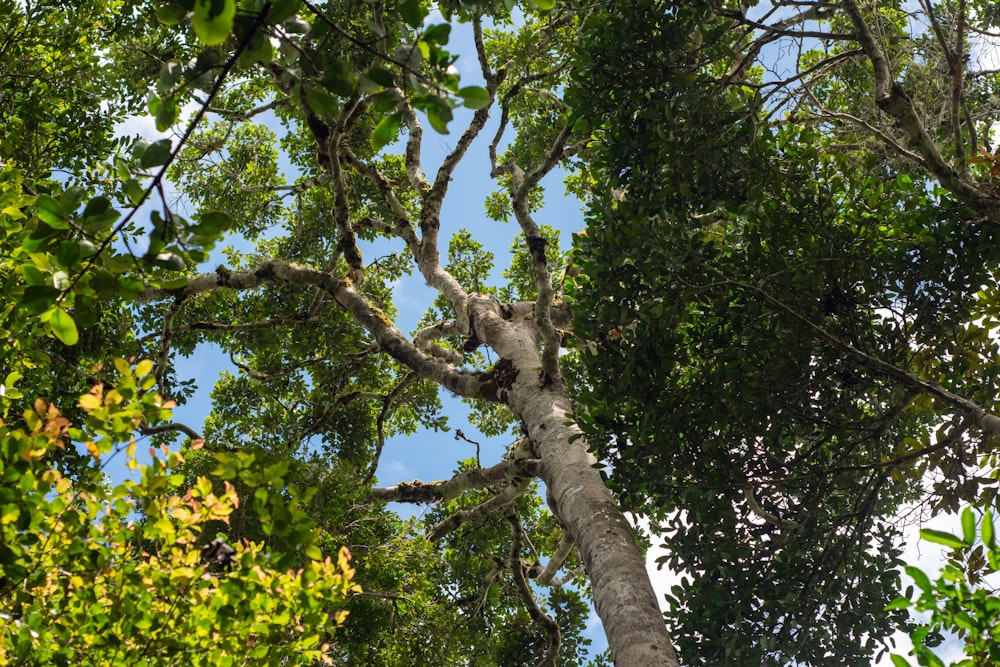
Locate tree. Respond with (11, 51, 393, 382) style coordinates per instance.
(569, 0, 1000, 664)
(3, 0, 659, 664)
(5, 0, 1000, 666)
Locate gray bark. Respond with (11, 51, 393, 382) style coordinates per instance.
(469, 296, 680, 667)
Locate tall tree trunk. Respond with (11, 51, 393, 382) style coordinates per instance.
(470, 298, 680, 667)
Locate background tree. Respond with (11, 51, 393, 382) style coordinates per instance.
(570, 1, 1000, 664)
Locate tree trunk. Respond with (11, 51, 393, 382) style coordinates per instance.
(470, 297, 680, 667)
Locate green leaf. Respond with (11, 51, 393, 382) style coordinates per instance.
(366, 66, 395, 88)
(239, 30, 274, 67)
(961, 506, 976, 546)
(889, 655, 910, 667)
(197, 211, 232, 235)
(82, 195, 112, 219)
(425, 99, 452, 134)
(530, 0, 556, 10)
(884, 596, 911, 610)
(139, 138, 173, 169)
(905, 564, 932, 593)
(21, 285, 59, 313)
(458, 86, 490, 110)
(49, 308, 79, 346)
(321, 59, 355, 96)
(157, 60, 183, 95)
(155, 3, 188, 25)
(371, 89, 402, 113)
(81, 202, 120, 234)
(423, 23, 451, 45)
(124, 179, 146, 205)
(371, 113, 401, 151)
(305, 86, 340, 118)
(920, 528, 966, 550)
(60, 186, 86, 212)
(192, 0, 236, 46)
(56, 241, 81, 268)
(268, 0, 301, 23)
(20, 264, 45, 286)
(400, 0, 426, 28)
(36, 194, 68, 229)
(155, 96, 180, 132)
(22, 223, 61, 252)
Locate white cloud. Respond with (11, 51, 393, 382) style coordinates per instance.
(380, 458, 411, 481)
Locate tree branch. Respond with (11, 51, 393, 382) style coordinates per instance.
(506, 511, 560, 666)
(535, 531, 575, 587)
(841, 0, 1000, 219)
(370, 457, 541, 503)
(413, 320, 465, 365)
(396, 95, 431, 194)
(426, 476, 534, 541)
(719, 270, 1000, 439)
(137, 261, 492, 399)
(140, 421, 204, 441)
(365, 372, 418, 484)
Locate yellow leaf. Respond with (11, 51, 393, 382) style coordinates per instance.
(78, 393, 102, 411)
(134, 358, 154, 376)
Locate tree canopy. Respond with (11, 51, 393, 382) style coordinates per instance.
(2, 0, 1000, 666)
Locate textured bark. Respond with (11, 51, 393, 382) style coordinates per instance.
(468, 296, 680, 667)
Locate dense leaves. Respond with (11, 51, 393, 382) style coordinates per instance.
(569, 0, 1000, 664)
(0, 362, 357, 665)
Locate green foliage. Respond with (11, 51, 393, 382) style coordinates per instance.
(0, 0, 137, 174)
(888, 507, 1000, 667)
(567, 0, 1000, 664)
(0, 361, 358, 665)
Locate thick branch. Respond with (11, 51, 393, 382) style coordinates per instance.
(370, 458, 542, 503)
(415, 104, 494, 327)
(426, 476, 534, 541)
(397, 96, 431, 193)
(536, 532, 575, 587)
(504, 151, 569, 385)
(138, 262, 491, 399)
(413, 320, 464, 365)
